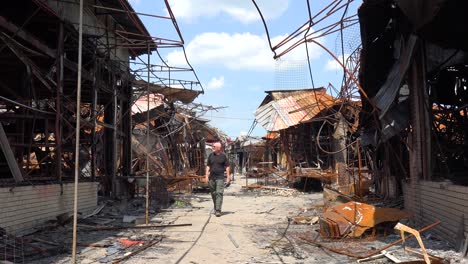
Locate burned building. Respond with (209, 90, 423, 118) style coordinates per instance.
(0, 0, 202, 234)
(358, 0, 468, 245)
(254, 88, 360, 188)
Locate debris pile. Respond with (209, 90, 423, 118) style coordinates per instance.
(4, 198, 192, 263)
(320, 201, 413, 238)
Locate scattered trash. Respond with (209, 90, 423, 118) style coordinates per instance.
(122, 216, 137, 223)
(118, 238, 145, 248)
(228, 233, 239, 248)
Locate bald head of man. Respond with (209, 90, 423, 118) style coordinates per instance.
(213, 142, 222, 154)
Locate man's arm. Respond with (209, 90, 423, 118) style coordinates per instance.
(205, 166, 210, 183)
(225, 166, 230, 184)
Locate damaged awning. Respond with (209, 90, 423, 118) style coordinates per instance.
(254, 88, 337, 132)
(133, 80, 202, 104)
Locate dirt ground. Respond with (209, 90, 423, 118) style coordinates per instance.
(127, 179, 327, 264)
(29, 175, 464, 264)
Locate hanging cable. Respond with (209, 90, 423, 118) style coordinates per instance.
(316, 120, 358, 154)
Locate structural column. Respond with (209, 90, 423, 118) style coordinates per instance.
(104, 88, 116, 196)
(333, 113, 349, 191)
(121, 83, 132, 177)
(91, 61, 99, 182)
(409, 44, 431, 184)
(55, 22, 64, 181)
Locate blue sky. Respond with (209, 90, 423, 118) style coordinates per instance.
(129, 0, 362, 139)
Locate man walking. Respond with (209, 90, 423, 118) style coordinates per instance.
(205, 142, 230, 217)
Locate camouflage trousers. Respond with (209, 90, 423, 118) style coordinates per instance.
(209, 179, 224, 212)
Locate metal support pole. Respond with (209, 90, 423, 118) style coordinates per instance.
(56, 22, 64, 181)
(91, 61, 98, 182)
(72, 0, 84, 262)
(357, 139, 362, 197)
(145, 43, 150, 225)
(112, 76, 118, 196)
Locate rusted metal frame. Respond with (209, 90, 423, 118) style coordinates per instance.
(0, 79, 21, 97)
(164, 0, 185, 44)
(91, 4, 171, 20)
(121, 83, 132, 179)
(132, 50, 167, 86)
(114, 29, 137, 47)
(111, 74, 118, 197)
(273, 19, 358, 60)
(145, 42, 151, 225)
(326, 0, 353, 16)
(9, 142, 59, 148)
(0, 34, 55, 94)
(300, 236, 363, 258)
(340, 47, 361, 98)
(27, 107, 39, 177)
(132, 61, 193, 72)
(0, 6, 41, 54)
(430, 105, 458, 175)
(0, 122, 24, 182)
(142, 68, 190, 73)
(300, 220, 441, 259)
(155, 76, 200, 85)
(357, 139, 363, 197)
(115, 30, 183, 45)
(305, 17, 359, 40)
(2, 33, 91, 129)
(251, 0, 277, 58)
(273, 0, 354, 53)
(0, 96, 54, 115)
(111, 43, 180, 49)
(0, 15, 94, 82)
(307, 39, 374, 108)
(130, 45, 201, 92)
(117, 0, 148, 38)
(154, 48, 173, 85)
(22, 121, 92, 178)
(32, 0, 59, 17)
(358, 221, 441, 259)
(0, 113, 52, 120)
(91, 52, 99, 182)
(271, 0, 342, 50)
(0, 13, 56, 55)
(103, 89, 115, 196)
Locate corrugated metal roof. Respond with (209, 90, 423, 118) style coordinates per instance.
(254, 89, 338, 132)
(131, 93, 164, 115)
(133, 80, 202, 104)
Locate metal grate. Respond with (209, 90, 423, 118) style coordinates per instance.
(0, 229, 25, 264)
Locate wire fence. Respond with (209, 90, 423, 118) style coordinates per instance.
(1, 214, 25, 263)
(275, 59, 312, 90)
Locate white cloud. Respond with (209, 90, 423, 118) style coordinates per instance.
(206, 76, 225, 90)
(325, 54, 350, 71)
(167, 32, 323, 72)
(169, 0, 289, 24)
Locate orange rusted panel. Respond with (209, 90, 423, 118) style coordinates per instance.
(321, 201, 413, 238)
